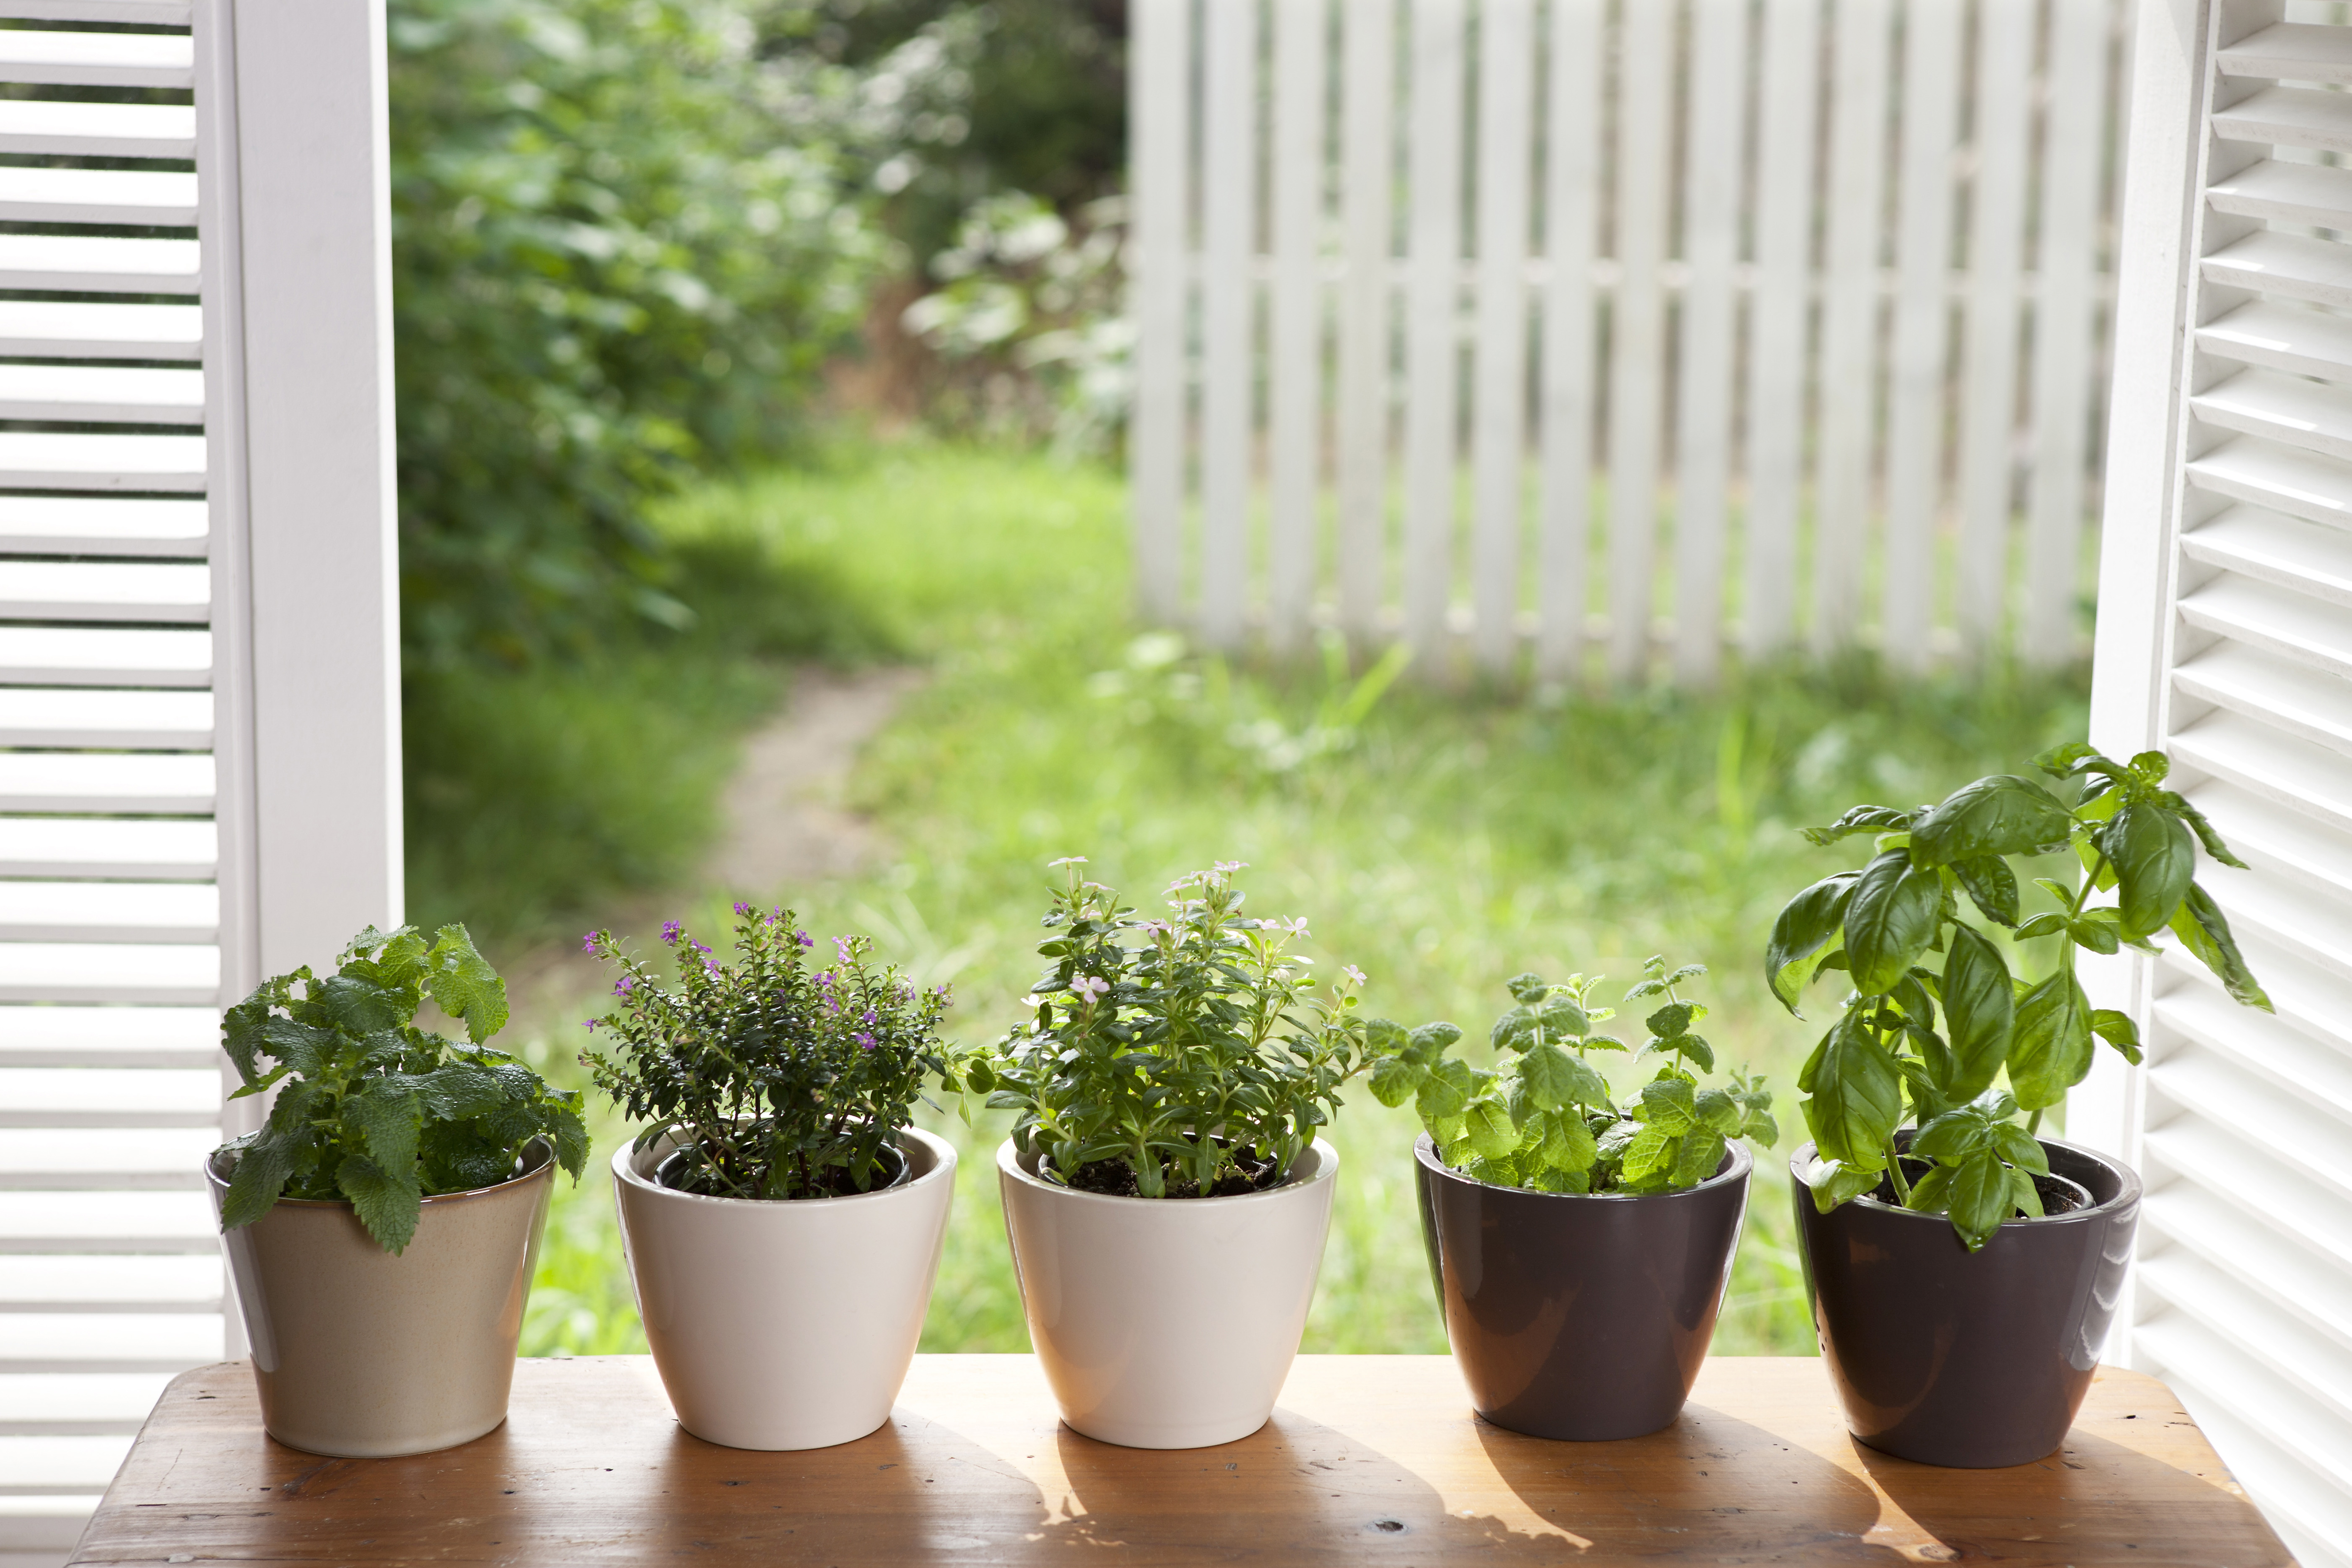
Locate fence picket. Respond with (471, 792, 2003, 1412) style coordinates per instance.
(1955, 0, 2034, 658)
(1335, 0, 1396, 645)
(1606, 0, 1674, 680)
(1127, 0, 1188, 624)
(1535, 0, 1601, 680)
(1402, 0, 1466, 662)
(2024, 0, 2112, 664)
(1671, 0, 1748, 686)
(1196, 0, 1258, 648)
(1470, 0, 1534, 675)
(1742, 0, 1822, 659)
(1879, 0, 1963, 671)
(1812, 0, 1893, 654)
(1268, 0, 1328, 652)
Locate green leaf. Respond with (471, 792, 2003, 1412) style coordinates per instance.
(1950, 854, 2021, 927)
(1536, 1112, 1597, 1172)
(1843, 850, 1945, 996)
(2104, 804, 2196, 941)
(1765, 871, 1860, 1013)
(2090, 1008, 2143, 1065)
(1800, 1014, 1903, 1166)
(2170, 884, 2274, 1012)
(2034, 742, 2126, 782)
(1534, 994, 1589, 1040)
(1669, 1032, 1716, 1073)
(1674, 1129, 1727, 1187)
(2161, 790, 2250, 870)
(1408, 1020, 1465, 1061)
(2067, 915, 2122, 955)
(1692, 1086, 1741, 1135)
(1620, 1123, 1676, 1180)
(1488, 1006, 1535, 1052)
(1945, 1146, 2014, 1252)
(1637, 1075, 1697, 1134)
(1369, 1053, 1429, 1108)
(1911, 1104, 1992, 1162)
(1361, 1017, 1411, 1056)
(1990, 1121, 2050, 1173)
(1908, 774, 2076, 867)
(1416, 1056, 1478, 1120)
(345, 1082, 423, 1176)
(2013, 911, 2068, 940)
(1939, 926, 2014, 1101)
(2009, 971, 2095, 1110)
(1802, 1155, 1885, 1213)
(218, 1121, 302, 1231)
(335, 1153, 422, 1255)
(1504, 972, 1548, 1004)
(1462, 1099, 1520, 1162)
(1801, 804, 1915, 847)
(424, 924, 509, 1044)
(1645, 1002, 1695, 1039)
(1518, 1041, 1608, 1109)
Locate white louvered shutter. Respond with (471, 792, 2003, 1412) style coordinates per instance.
(0, 1, 402, 1560)
(2080, 2, 2352, 1562)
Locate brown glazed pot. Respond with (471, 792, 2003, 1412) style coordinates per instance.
(206, 1140, 554, 1457)
(1792, 1134, 2140, 1468)
(1414, 1134, 1751, 1440)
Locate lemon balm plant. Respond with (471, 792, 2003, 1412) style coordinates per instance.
(954, 859, 1380, 1449)
(1398, 959, 1776, 1441)
(1768, 743, 2269, 1467)
(587, 904, 961, 1452)
(204, 924, 586, 1459)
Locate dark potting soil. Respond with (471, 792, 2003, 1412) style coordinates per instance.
(1054, 1147, 1286, 1199)
(1867, 1157, 2089, 1217)
(656, 1141, 906, 1200)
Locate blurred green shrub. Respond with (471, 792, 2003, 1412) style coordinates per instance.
(389, 0, 886, 664)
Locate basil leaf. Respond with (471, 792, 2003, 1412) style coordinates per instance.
(2090, 1007, 2143, 1065)
(1908, 774, 2075, 867)
(2104, 804, 2196, 941)
(1843, 850, 1945, 996)
(1946, 1146, 2014, 1253)
(2009, 971, 2095, 1110)
(1801, 804, 1915, 847)
(1939, 925, 2015, 1100)
(1800, 1014, 1902, 1166)
(1951, 853, 2021, 927)
(2159, 790, 2250, 870)
(1765, 870, 1860, 1013)
(2170, 883, 2274, 1012)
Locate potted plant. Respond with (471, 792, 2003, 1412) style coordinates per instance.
(1386, 957, 1777, 1440)
(207, 924, 588, 1458)
(587, 902, 955, 1451)
(948, 859, 1378, 1450)
(1767, 743, 2269, 1466)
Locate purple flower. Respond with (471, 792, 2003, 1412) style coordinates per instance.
(693, 940, 712, 956)
(862, 1007, 878, 1024)
(583, 1019, 597, 1033)
(835, 936, 853, 964)
(703, 957, 722, 975)
(735, 900, 752, 916)
(855, 1031, 876, 1050)
(614, 975, 636, 998)
(581, 931, 597, 955)
(661, 921, 683, 946)
(795, 930, 814, 948)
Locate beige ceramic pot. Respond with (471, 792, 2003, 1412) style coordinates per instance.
(206, 1140, 554, 1458)
(613, 1125, 956, 1451)
(997, 1137, 1338, 1449)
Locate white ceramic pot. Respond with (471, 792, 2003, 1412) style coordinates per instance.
(613, 1126, 955, 1450)
(996, 1136, 1338, 1449)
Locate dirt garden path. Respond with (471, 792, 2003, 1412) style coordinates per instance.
(499, 665, 926, 1041)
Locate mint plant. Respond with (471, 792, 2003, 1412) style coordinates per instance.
(1767, 744, 2268, 1250)
(949, 860, 1375, 1198)
(215, 925, 589, 1255)
(584, 903, 951, 1200)
(1371, 958, 1776, 1194)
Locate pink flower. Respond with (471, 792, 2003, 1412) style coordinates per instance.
(581, 931, 597, 955)
(614, 975, 635, 998)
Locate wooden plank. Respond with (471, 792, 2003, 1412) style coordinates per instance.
(1334, 0, 1395, 643)
(1605, 0, 1673, 681)
(1266, 0, 1327, 653)
(2022, 0, 2112, 665)
(1670, 0, 1747, 686)
(1954, 0, 2034, 659)
(1811, 0, 1893, 655)
(1127, 0, 1189, 624)
(1468, 0, 1533, 675)
(1534, 0, 1601, 680)
(1196, 0, 1258, 650)
(70, 1356, 2291, 1566)
(1877, 0, 1963, 672)
(1740, 0, 1821, 660)
(1401, 0, 1464, 665)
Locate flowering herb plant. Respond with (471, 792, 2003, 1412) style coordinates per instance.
(582, 903, 951, 1200)
(1374, 957, 1776, 1194)
(215, 924, 588, 1255)
(948, 860, 1377, 1199)
(1766, 744, 2268, 1250)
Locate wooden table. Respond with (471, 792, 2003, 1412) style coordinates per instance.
(72, 1355, 2287, 1566)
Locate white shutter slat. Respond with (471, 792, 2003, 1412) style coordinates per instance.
(2186, 437, 2352, 528)
(0, 820, 215, 881)
(2168, 934, 2352, 1058)
(0, 234, 198, 296)
(2198, 302, 2352, 384)
(2140, 1181, 2352, 1354)
(0, 945, 218, 1004)
(2175, 639, 2352, 760)
(2171, 710, 2352, 835)
(2218, 22, 2352, 83)
(2142, 1112, 2352, 1274)
(0, 497, 207, 558)
(0, 560, 208, 621)
(0, 99, 192, 160)
(2155, 969, 2352, 1124)
(0, 1434, 135, 1493)
(0, 1372, 175, 1435)
(2177, 573, 2352, 681)
(0, 301, 201, 362)
(2139, 1252, 2352, 1425)
(0, 1313, 220, 1372)
(0, 883, 215, 945)
(0, 755, 213, 816)
(0, 1068, 218, 1121)
(0, 1255, 218, 1309)
(2183, 777, 2352, 907)
(0, 627, 210, 687)
(0, 29, 191, 89)
(2180, 506, 2352, 605)
(2208, 158, 2352, 228)
(0, 1128, 217, 1185)
(0, 432, 205, 493)
(2212, 85, 2352, 154)
(0, 165, 194, 227)
(0, 1190, 212, 1252)
(0, 1, 190, 23)
(2137, 1313, 2352, 1548)
(2191, 370, 2352, 463)
(0, 364, 202, 426)
(2202, 231, 2352, 307)
(0, 688, 210, 749)
(2147, 1046, 2352, 1201)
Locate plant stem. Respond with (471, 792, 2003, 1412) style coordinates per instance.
(2026, 1107, 2043, 1136)
(1884, 1138, 1913, 1203)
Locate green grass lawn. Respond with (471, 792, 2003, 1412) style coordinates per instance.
(492, 438, 2090, 1361)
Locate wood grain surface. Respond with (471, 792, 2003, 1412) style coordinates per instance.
(71, 1355, 2289, 1566)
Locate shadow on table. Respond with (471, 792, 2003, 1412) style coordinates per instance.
(1854, 1428, 2296, 1568)
(1473, 1402, 1915, 1564)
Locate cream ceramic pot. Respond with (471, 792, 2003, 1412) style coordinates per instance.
(613, 1126, 955, 1451)
(997, 1137, 1338, 1449)
(206, 1140, 554, 1458)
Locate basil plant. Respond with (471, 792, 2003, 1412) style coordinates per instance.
(1371, 957, 1777, 1194)
(1767, 743, 2268, 1250)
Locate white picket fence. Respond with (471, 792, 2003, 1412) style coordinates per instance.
(1127, 0, 2129, 681)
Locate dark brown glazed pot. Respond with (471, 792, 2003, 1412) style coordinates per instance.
(1413, 1134, 1751, 1440)
(1792, 1134, 2141, 1469)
